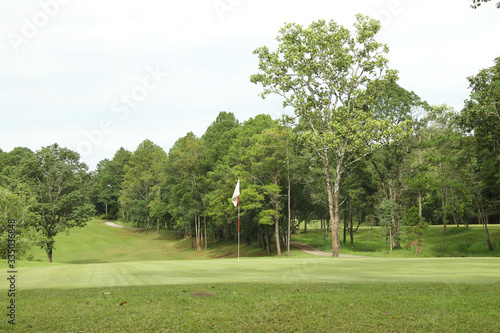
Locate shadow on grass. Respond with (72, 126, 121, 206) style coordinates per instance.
(65, 259, 108, 264)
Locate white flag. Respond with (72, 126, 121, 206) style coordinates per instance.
(231, 179, 240, 207)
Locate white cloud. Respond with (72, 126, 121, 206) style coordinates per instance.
(1, 0, 499, 170)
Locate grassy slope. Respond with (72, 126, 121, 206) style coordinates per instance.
(23, 220, 312, 264)
(293, 224, 500, 257)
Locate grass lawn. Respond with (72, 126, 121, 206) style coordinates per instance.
(6, 257, 500, 289)
(2, 220, 499, 332)
(3, 282, 499, 332)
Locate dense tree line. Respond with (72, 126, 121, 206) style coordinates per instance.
(90, 51, 499, 254)
(1, 17, 498, 260)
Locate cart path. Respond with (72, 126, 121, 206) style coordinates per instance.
(104, 221, 143, 230)
(290, 241, 365, 257)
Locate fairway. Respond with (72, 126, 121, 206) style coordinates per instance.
(10, 257, 500, 290)
(2, 220, 500, 332)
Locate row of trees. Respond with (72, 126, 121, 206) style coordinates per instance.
(1, 15, 498, 261)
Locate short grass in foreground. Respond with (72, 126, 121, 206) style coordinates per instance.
(4, 283, 499, 332)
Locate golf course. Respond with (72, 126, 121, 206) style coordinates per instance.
(2, 220, 499, 332)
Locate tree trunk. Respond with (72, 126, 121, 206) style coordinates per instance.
(47, 249, 53, 262)
(195, 214, 199, 252)
(343, 209, 347, 244)
(478, 208, 494, 251)
(265, 226, 271, 256)
(332, 181, 341, 257)
(350, 213, 354, 249)
(442, 190, 448, 236)
(418, 136, 423, 218)
(322, 150, 340, 257)
(258, 225, 262, 249)
(287, 139, 291, 257)
(275, 201, 281, 256)
(204, 215, 207, 250)
(323, 219, 327, 240)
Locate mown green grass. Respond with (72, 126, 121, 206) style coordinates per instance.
(293, 224, 500, 257)
(6, 257, 500, 290)
(24, 220, 312, 264)
(2, 221, 499, 332)
(3, 283, 499, 332)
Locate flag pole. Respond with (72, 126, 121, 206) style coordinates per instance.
(238, 194, 240, 263)
(231, 178, 240, 263)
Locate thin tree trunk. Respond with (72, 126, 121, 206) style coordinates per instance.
(442, 190, 448, 236)
(419, 136, 423, 217)
(350, 212, 354, 249)
(204, 215, 207, 250)
(47, 249, 53, 262)
(265, 226, 271, 256)
(258, 225, 262, 249)
(275, 201, 281, 256)
(287, 136, 291, 256)
(343, 208, 347, 244)
(297, 217, 301, 235)
(323, 219, 326, 240)
(477, 207, 494, 251)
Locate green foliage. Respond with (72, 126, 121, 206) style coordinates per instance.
(470, 0, 500, 8)
(404, 207, 429, 254)
(119, 140, 167, 229)
(11, 144, 96, 261)
(377, 199, 397, 227)
(459, 57, 500, 234)
(251, 15, 411, 256)
(461, 57, 500, 153)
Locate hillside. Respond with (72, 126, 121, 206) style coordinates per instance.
(24, 220, 312, 264)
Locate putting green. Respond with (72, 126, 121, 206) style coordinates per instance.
(10, 257, 500, 290)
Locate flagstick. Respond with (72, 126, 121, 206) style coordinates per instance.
(237, 197, 240, 263)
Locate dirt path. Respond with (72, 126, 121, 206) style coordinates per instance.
(104, 221, 142, 230)
(290, 241, 364, 257)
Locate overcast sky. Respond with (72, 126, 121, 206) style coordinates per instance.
(1, 0, 499, 170)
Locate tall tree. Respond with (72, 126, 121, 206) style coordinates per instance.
(0, 186, 40, 260)
(370, 83, 421, 248)
(120, 140, 167, 230)
(460, 57, 500, 250)
(166, 133, 205, 246)
(20, 144, 95, 262)
(424, 105, 472, 235)
(251, 15, 405, 256)
(242, 123, 288, 256)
